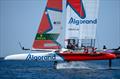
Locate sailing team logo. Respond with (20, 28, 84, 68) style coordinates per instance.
(26, 53, 56, 61)
(67, 0, 97, 25)
(69, 17, 97, 25)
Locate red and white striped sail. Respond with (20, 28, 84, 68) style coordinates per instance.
(32, 0, 62, 50)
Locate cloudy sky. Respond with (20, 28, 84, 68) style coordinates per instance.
(0, 0, 120, 57)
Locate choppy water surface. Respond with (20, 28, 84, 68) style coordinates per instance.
(0, 59, 120, 79)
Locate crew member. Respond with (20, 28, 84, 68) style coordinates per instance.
(84, 47, 88, 54)
(92, 47, 97, 54)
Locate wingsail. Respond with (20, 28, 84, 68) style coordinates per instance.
(65, 0, 99, 48)
(32, 0, 62, 50)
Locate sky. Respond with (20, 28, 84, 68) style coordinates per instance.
(0, 0, 120, 57)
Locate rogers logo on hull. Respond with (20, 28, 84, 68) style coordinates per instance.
(68, 17, 97, 25)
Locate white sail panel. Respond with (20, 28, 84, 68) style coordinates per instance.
(47, 9, 62, 34)
(47, 9, 62, 45)
(65, 5, 80, 39)
(80, 0, 99, 39)
(65, 0, 99, 47)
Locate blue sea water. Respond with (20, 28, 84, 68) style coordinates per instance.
(0, 59, 120, 79)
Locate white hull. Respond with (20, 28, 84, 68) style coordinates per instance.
(4, 52, 64, 61)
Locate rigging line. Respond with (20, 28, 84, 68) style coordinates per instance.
(119, 17, 120, 45)
(96, 29, 100, 49)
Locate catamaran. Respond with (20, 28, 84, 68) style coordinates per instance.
(5, 0, 117, 68)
